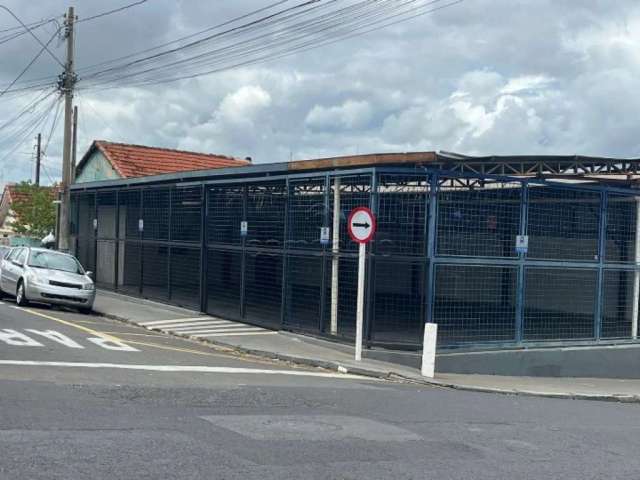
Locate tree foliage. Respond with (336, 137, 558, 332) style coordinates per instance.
(10, 181, 56, 239)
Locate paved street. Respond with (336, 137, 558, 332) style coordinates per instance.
(0, 300, 639, 479)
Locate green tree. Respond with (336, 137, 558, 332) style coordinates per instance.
(10, 181, 56, 239)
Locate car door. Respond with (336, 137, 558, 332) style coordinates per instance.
(6, 248, 25, 294)
(0, 248, 18, 293)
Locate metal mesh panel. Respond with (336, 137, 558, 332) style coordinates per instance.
(207, 185, 244, 245)
(605, 194, 638, 263)
(287, 178, 326, 251)
(244, 251, 283, 328)
(527, 187, 600, 261)
(118, 190, 141, 239)
(76, 194, 95, 272)
(142, 188, 170, 241)
(329, 175, 371, 253)
(371, 258, 424, 345)
(95, 240, 116, 287)
(246, 182, 286, 248)
(602, 269, 635, 339)
(524, 267, 597, 340)
(284, 255, 323, 331)
(437, 180, 521, 258)
(323, 255, 358, 339)
(206, 248, 242, 320)
(142, 244, 168, 301)
(171, 186, 202, 243)
(117, 241, 140, 294)
(169, 246, 200, 308)
(376, 175, 427, 256)
(434, 264, 517, 345)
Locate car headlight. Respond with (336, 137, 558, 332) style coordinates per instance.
(27, 272, 46, 285)
(83, 283, 95, 291)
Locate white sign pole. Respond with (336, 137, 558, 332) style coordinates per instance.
(421, 323, 438, 378)
(355, 241, 366, 361)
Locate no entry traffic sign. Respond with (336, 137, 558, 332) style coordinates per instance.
(347, 207, 376, 244)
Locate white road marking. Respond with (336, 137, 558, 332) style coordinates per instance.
(25, 329, 84, 349)
(176, 328, 266, 335)
(195, 331, 278, 338)
(0, 329, 44, 347)
(154, 320, 235, 330)
(168, 324, 260, 333)
(139, 317, 214, 326)
(0, 360, 364, 379)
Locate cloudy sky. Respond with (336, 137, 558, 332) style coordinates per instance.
(0, 0, 638, 186)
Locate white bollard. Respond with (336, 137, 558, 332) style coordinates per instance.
(421, 323, 438, 378)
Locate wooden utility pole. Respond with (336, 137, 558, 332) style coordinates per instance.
(35, 133, 41, 186)
(58, 6, 75, 252)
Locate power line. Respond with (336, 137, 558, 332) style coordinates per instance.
(78, 0, 464, 91)
(0, 27, 61, 98)
(76, 0, 149, 23)
(42, 95, 63, 155)
(0, 5, 64, 67)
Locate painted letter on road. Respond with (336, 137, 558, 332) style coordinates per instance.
(26, 330, 85, 349)
(0, 329, 44, 347)
(87, 337, 139, 352)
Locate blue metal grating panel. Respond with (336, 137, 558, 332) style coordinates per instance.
(437, 180, 521, 258)
(434, 264, 517, 345)
(527, 187, 600, 261)
(523, 267, 597, 340)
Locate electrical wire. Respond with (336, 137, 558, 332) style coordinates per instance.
(0, 27, 61, 98)
(78, 0, 463, 91)
(0, 5, 64, 67)
(76, 0, 150, 23)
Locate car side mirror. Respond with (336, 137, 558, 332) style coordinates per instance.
(85, 271, 93, 278)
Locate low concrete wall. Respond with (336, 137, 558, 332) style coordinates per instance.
(436, 344, 640, 379)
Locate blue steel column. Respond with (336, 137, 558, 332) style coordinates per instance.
(114, 190, 120, 291)
(424, 172, 438, 327)
(515, 181, 529, 344)
(240, 185, 247, 319)
(199, 184, 208, 313)
(279, 178, 290, 328)
(318, 174, 330, 332)
(595, 190, 608, 340)
(364, 171, 378, 346)
(167, 187, 173, 301)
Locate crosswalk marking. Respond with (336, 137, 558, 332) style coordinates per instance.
(168, 324, 255, 333)
(155, 320, 234, 330)
(197, 331, 278, 338)
(142, 316, 273, 339)
(175, 328, 265, 335)
(139, 317, 213, 326)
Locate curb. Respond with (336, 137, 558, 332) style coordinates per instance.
(94, 309, 640, 404)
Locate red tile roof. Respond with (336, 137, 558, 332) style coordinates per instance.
(86, 141, 249, 179)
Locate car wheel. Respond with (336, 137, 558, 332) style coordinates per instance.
(78, 306, 93, 315)
(16, 281, 28, 306)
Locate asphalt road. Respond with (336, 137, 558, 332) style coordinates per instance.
(1, 299, 639, 479)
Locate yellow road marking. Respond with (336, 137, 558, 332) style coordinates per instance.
(119, 340, 224, 357)
(23, 308, 123, 342)
(21, 308, 223, 357)
(98, 331, 164, 337)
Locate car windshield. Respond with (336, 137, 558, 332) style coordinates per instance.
(28, 251, 83, 274)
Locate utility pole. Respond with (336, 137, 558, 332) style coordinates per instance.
(58, 6, 75, 252)
(35, 133, 41, 186)
(71, 105, 78, 181)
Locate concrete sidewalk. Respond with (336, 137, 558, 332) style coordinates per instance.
(93, 290, 640, 403)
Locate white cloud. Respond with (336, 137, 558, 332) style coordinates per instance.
(2, 0, 640, 188)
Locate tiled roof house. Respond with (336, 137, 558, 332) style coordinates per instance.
(74, 140, 250, 183)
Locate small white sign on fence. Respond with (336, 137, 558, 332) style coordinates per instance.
(515, 234, 528, 254)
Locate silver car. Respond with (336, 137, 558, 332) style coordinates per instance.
(0, 247, 95, 312)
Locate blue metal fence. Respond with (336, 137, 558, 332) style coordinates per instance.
(70, 167, 640, 350)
